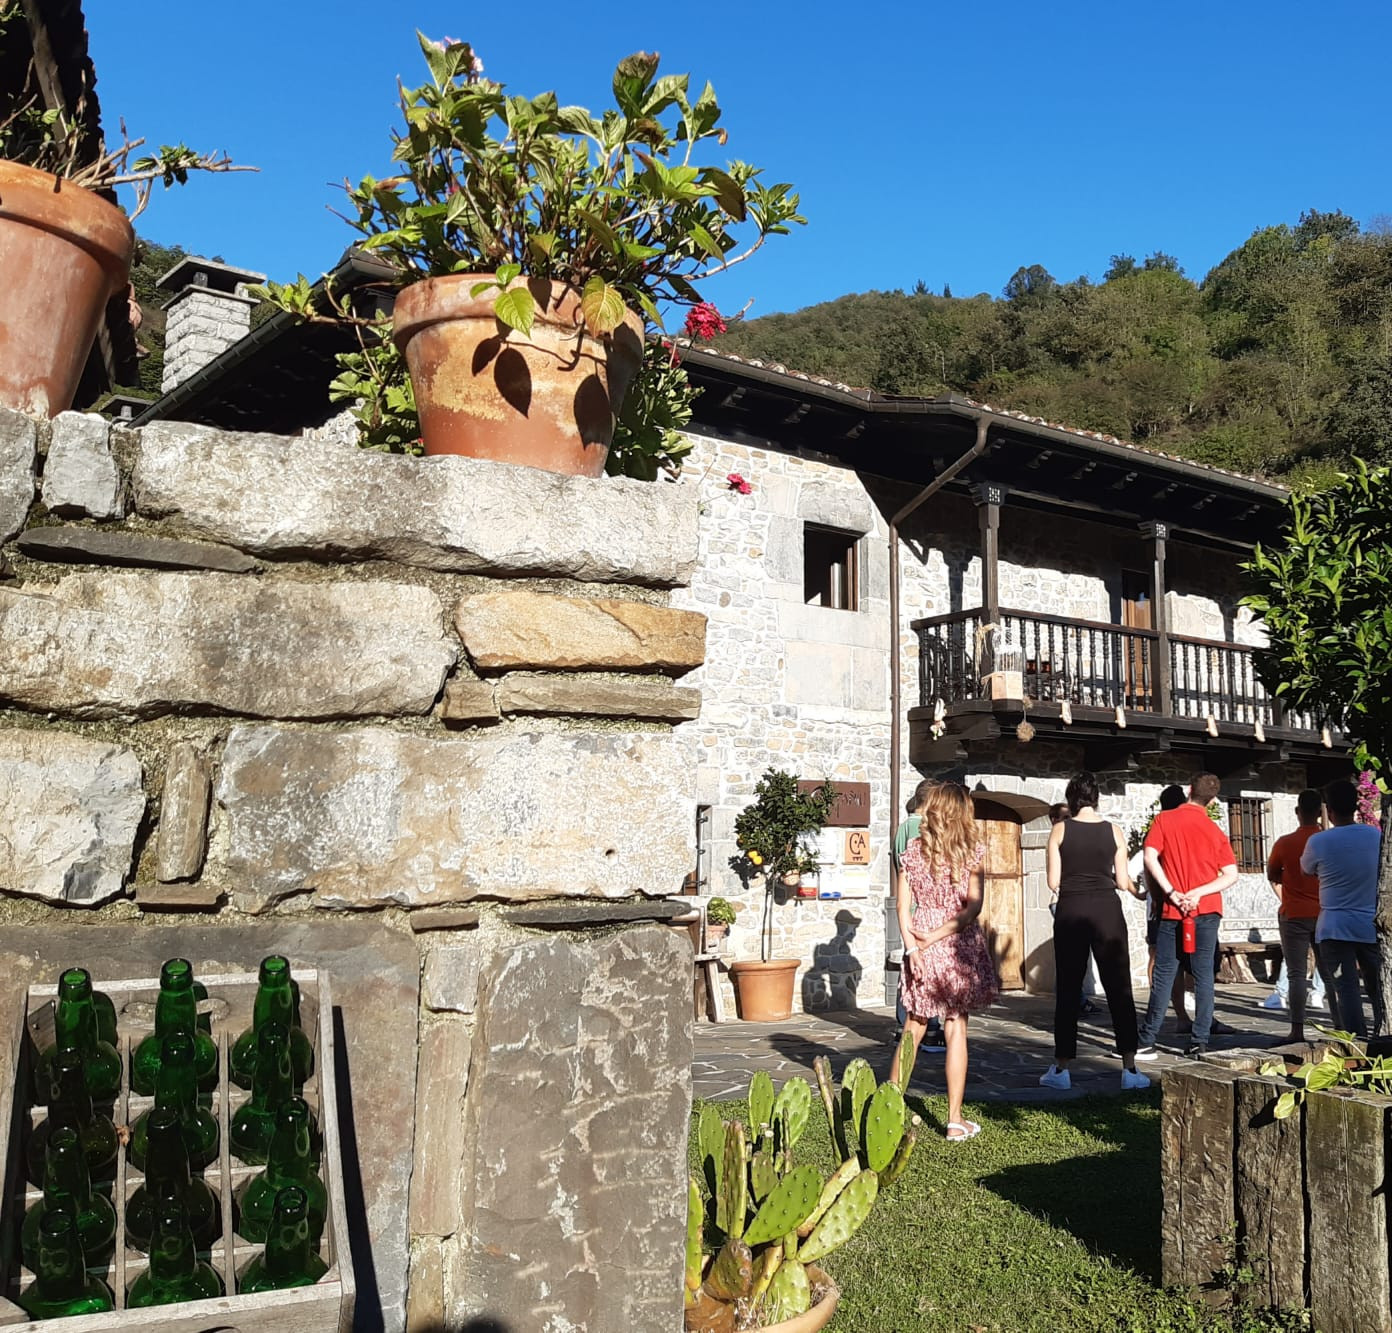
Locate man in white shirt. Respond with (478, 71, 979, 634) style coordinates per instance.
(1302, 778, 1384, 1040)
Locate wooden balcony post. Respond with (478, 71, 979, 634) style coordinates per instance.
(1142, 520, 1172, 716)
(973, 482, 1004, 678)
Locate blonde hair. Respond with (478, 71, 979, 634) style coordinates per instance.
(917, 783, 978, 878)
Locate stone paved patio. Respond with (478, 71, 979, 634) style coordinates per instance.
(693, 982, 1319, 1105)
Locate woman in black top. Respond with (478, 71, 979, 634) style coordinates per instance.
(1041, 772, 1152, 1091)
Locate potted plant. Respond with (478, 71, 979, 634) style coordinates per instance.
(685, 1042, 922, 1330)
(730, 770, 836, 1022)
(705, 896, 736, 949)
(257, 35, 804, 478)
(0, 46, 249, 418)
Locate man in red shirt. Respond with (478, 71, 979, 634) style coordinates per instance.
(1267, 789, 1326, 1043)
(1135, 773, 1239, 1058)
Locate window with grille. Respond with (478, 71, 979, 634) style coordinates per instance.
(1228, 798, 1271, 873)
(804, 526, 859, 610)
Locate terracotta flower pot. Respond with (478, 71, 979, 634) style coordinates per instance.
(685, 1262, 839, 1332)
(391, 273, 645, 475)
(729, 959, 799, 1022)
(0, 161, 134, 418)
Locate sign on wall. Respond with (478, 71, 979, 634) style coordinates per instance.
(843, 830, 871, 865)
(799, 780, 871, 828)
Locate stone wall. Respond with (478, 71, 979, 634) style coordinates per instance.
(0, 409, 704, 1332)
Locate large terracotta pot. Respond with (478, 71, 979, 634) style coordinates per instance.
(0, 161, 134, 418)
(391, 273, 645, 476)
(685, 1262, 839, 1332)
(729, 959, 800, 1022)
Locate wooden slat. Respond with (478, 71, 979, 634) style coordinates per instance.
(1160, 1063, 1236, 1291)
(1233, 1075, 1304, 1310)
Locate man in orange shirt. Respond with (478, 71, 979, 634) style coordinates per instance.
(1267, 789, 1327, 1043)
(1135, 773, 1239, 1058)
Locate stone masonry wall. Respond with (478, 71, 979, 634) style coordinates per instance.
(0, 409, 704, 1333)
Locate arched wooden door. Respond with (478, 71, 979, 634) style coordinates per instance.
(973, 798, 1024, 990)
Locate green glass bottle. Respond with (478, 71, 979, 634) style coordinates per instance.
(17, 1208, 114, 1318)
(36, 968, 121, 1102)
(22, 1126, 117, 1270)
(230, 1021, 310, 1166)
(235, 1097, 327, 1245)
(131, 959, 219, 1095)
(238, 1186, 328, 1293)
(130, 1031, 220, 1171)
(127, 1196, 225, 1307)
(229, 956, 313, 1091)
(26, 1046, 119, 1187)
(126, 1106, 221, 1252)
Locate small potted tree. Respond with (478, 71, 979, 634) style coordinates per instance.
(729, 770, 836, 1022)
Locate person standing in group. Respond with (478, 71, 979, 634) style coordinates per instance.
(1053, 803, 1100, 1016)
(897, 782, 999, 1141)
(1302, 779, 1384, 1040)
(1040, 773, 1152, 1092)
(892, 781, 945, 1050)
(1130, 786, 1192, 1036)
(1266, 789, 1329, 1043)
(1136, 773, 1238, 1059)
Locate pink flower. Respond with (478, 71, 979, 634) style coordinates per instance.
(684, 302, 728, 342)
(1356, 770, 1381, 825)
(726, 472, 751, 494)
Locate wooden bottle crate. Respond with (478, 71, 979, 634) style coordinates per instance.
(0, 967, 354, 1331)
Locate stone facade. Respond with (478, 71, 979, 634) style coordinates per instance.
(160, 286, 260, 393)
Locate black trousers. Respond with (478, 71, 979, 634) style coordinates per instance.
(1053, 891, 1140, 1059)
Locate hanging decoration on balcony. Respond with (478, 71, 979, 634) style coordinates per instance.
(1254, 718, 1266, 744)
(1114, 705, 1127, 729)
(931, 698, 946, 740)
(1206, 713, 1219, 738)
(976, 623, 1024, 701)
(1060, 700, 1072, 726)
(1015, 696, 1035, 744)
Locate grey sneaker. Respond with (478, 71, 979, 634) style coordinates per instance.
(1185, 1042, 1208, 1058)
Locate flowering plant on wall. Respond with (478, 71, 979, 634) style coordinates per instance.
(1357, 770, 1382, 825)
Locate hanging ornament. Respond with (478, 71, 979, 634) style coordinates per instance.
(1206, 713, 1219, 738)
(1253, 718, 1265, 744)
(1060, 700, 1073, 726)
(1114, 706, 1126, 729)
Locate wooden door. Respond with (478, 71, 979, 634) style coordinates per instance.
(973, 801, 1024, 990)
(1121, 570, 1153, 709)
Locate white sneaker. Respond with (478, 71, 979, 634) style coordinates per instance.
(1261, 991, 1284, 1010)
(1121, 1069, 1152, 1091)
(1310, 993, 1326, 1010)
(1134, 1046, 1160, 1061)
(1039, 1065, 1071, 1090)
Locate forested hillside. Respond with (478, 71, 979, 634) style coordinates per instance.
(713, 210, 1392, 483)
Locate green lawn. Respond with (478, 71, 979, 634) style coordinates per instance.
(689, 1089, 1309, 1333)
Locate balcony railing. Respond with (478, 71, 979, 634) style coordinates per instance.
(914, 607, 1318, 732)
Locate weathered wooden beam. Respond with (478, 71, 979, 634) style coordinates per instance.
(1233, 1075, 1305, 1311)
(1160, 1062, 1237, 1292)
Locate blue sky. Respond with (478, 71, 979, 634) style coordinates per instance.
(86, 0, 1391, 318)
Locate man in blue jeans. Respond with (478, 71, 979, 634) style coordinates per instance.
(1302, 778, 1384, 1040)
(1135, 773, 1238, 1059)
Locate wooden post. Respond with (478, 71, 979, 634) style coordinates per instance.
(1233, 1075, 1305, 1310)
(1142, 520, 1172, 717)
(973, 483, 1004, 679)
(1160, 1063, 1237, 1292)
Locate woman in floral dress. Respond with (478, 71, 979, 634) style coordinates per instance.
(896, 782, 999, 1140)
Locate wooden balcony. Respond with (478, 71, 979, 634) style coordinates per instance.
(908, 607, 1340, 773)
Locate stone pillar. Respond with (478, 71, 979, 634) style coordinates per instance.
(156, 257, 266, 393)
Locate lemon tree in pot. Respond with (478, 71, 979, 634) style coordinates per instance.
(0, 21, 250, 418)
(258, 34, 804, 478)
(730, 770, 836, 1022)
(685, 1044, 922, 1330)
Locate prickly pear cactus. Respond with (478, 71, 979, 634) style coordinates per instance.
(720, 1120, 747, 1241)
(798, 1168, 879, 1264)
(699, 1103, 724, 1198)
(893, 1026, 919, 1094)
(743, 1164, 821, 1247)
(763, 1257, 811, 1323)
(749, 1070, 775, 1134)
(880, 1118, 920, 1189)
(685, 1177, 704, 1306)
(863, 1082, 907, 1172)
(705, 1237, 754, 1302)
(799, 1157, 860, 1238)
(750, 1145, 778, 1203)
(771, 1076, 812, 1150)
(812, 1055, 840, 1151)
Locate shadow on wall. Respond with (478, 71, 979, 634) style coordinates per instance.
(801, 909, 865, 1011)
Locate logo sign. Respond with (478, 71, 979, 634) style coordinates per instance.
(843, 830, 871, 865)
(798, 780, 871, 828)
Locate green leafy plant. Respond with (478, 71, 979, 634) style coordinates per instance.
(256, 34, 803, 476)
(706, 897, 737, 928)
(1260, 1030, 1392, 1119)
(1127, 797, 1224, 858)
(686, 1045, 920, 1329)
(733, 769, 836, 962)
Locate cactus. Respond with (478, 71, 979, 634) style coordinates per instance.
(863, 1082, 907, 1172)
(720, 1121, 747, 1241)
(685, 1177, 704, 1305)
(892, 1026, 918, 1094)
(880, 1118, 920, 1189)
(705, 1237, 754, 1302)
(798, 1157, 860, 1237)
(771, 1076, 812, 1151)
(748, 1070, 775, 1134)
(698, 1103, 724, 1198)
(763, 1257, 811, 1322)
(749, 1244, 783, 1306)
(847, 1061, 877, 1147)
(750, 1144, 777, 1203)
(743, 1165, 821, 1247)
(812, 1056, 840, 1153)
(798, 1168, 879, 1264)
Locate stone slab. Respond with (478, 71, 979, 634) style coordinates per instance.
(1159, 1062, 1236, 1291)
(438, 677, 499, 725)
(453, 926, 693, 1331)
(156, 742, 212, 882)
(501, 900, 690, 928)
(496, 671, 702, 720)
(0, 408, 36, 542)
(16, 525, 259, 573)
(0, 571, 455, 719)
(0, 727, 144, 904)
(409, 1016, 471, 1236)
(455, 588, 706, 672)
(421, 940, 481, 1014)
(404, 1241, 444, 1332)
(40, 411, 123, 519)
(132, 878, 223, 911)
(214, 725, 695, 912)
(1233, 1075, 1305, 1311)
(407, 907, 480, 934)
(0, 917, 419, 1332)
(133, 422, 700, 587)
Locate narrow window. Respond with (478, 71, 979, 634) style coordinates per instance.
(695, 804, 713, 895)
(1227, 797, 1270, 874)
(803, 525, 859, 610)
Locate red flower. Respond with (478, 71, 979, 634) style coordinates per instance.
(684, 302, 728, 342)
(726, 472, 751, 494)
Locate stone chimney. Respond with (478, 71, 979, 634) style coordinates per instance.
(156, 257, 266, 393)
